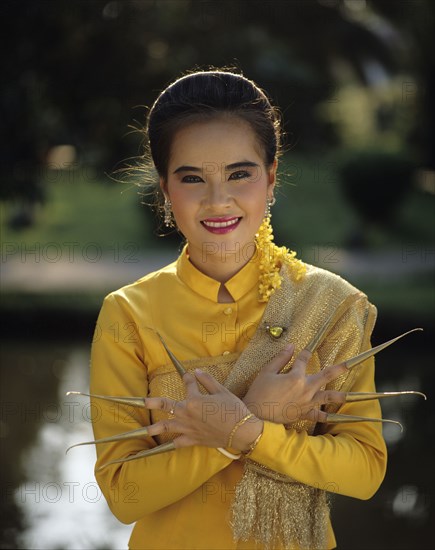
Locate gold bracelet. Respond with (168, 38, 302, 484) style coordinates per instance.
(242, 428, 264, 458)
(227, 413, 254, 449)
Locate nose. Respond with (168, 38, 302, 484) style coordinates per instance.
(203, 180, 232, 211)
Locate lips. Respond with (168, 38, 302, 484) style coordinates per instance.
(201, 216, 241, 234)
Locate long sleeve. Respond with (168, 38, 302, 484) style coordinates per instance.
(247, 297, 387, 500)
(90, 294, 232, 524)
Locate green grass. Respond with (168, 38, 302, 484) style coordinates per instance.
(1, 169, 158, 252)
(273, 154, 358, 248)
(274, 153, 434, 249)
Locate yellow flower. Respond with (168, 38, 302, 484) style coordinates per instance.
(255, 217, 307, 302)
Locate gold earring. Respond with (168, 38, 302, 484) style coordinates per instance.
(164, 199, 174, 228)
(264, 196, 276, 219)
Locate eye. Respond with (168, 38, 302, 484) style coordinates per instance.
(181, 175, 204, 183)
(228, 170, 251, 180)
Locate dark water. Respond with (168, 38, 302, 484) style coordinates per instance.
(1, 342, 131, 549)
(1, 332, 434, 550)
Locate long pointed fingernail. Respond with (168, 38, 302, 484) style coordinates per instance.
(66, 391, 147, 408)
(66, 426, 149, 453)
(325, 412, 403, 432)
(156, 333, 187, 377)
(345, 390, 427, 402)
(305, 308, 340, 353)
(96, 441, 176, 470)
(344, 328, 423, 370)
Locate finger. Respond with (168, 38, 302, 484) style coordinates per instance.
(309, 362, 348, 387)
(260, 344, 295, 374)
(290, 348, 312, 376)
(303, 407, 329, 423)
(182, 371, 204, 397)
(192, 369, 229, 395)
(144, 396, 178, 413)
(312, 390, 347, 406)
(145, 419, 179, 438)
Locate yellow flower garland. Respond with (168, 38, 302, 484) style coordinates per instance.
(255, 217, 306, 302)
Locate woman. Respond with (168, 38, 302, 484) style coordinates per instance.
(89, 69, 388, 549)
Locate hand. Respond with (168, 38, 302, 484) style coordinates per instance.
(243, 344, 349, 424)
(143, 370, 263, 452)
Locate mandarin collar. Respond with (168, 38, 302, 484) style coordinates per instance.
(176, 245, 260, 303)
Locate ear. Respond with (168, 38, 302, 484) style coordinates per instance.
(267, 159, 277, 197)
(159, 176, 168, 200)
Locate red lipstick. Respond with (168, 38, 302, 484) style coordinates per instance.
(201, 217, 241, 234)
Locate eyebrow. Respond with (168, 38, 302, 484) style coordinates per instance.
(226, 161, 260, 170)
(172, 161, 260, 174)
(173, 165, 201, 174)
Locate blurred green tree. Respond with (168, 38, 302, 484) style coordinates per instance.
(2, 0, 433, 215)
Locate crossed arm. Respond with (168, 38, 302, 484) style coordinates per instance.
(136, 344, 360, 452)
(87, 296, 390, 524)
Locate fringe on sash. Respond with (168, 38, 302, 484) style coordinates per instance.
(230, 464, 330, 550)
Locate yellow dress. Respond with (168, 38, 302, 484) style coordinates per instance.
(90, 247, 387, 549)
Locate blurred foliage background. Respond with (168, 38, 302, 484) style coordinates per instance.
(1, 1, 434, 549)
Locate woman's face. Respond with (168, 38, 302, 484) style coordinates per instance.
(161, 117, 276, 275)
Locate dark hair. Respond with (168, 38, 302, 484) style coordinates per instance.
(117, 68, 283, 228)
(147, 69, 282, 179)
